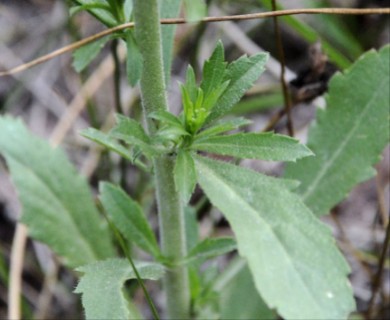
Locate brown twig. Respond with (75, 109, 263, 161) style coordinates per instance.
(0, 8, 389, 77)
(271, 0, 294, 136)
(367, 217, 390, 318)
(8, 224, 28, 320)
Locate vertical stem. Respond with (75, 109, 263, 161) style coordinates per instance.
(132, 1, 190, 318)
(271, 0, 294, 136)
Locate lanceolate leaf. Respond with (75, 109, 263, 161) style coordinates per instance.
(285, 45, 390, 216)
(185, 237, 237, 264)
(174, 150, 197, 204)
(99, 182, 160, 257)
(205, 53, 268, 124)
(192, 132, 313, 162)
(75, 258, 164, 320)
(72, 35, 111, 72)
(72, 0, 117, 27)
(0, 117, 114, 268)
(126, 31, 142, 86)
(201, 41, 227, 97)
(196, 117, 252, 138)
(160, 0, 181, 84)
(194, 155, 355, 319)
(81, 127, 134, 162)
(110, 114, 158, 157)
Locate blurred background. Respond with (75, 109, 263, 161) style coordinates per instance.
(0, 0, 389, 319)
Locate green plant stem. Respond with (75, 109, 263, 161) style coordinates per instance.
(133, 0, 190, 318)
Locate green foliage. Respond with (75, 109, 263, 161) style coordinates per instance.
(110, 114, 160, 157)
(180, 42, 268, 133)
(71, 0, 118, 27)
(160, 0, 182, 84)
(194, 155, 355, 319)
(196, 117, 252, 138)
(183, 0, 207, 22)
(184, 237, 237, 264)
(126, 30, 143, 86)
(174, 150, 197, 205)
(0, 117, 114, 268)
(75, 258, 164, 320)
(217, 259, 276, 320)
(285, 45, 390, 216)
(99, 183, 160, 257)
(205, 52, 268, 124)
(192, 132, 313, 162)
(81, 127, 134, 161)
(73, 36, 111, 72)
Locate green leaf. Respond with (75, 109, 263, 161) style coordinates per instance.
(149, 110, 184, 128)
(0, 116, 114, 268)
(194, 155, 355, 319)
(285, 45, 390, 216)
(110, 114, 159, 157)
(72, 0, 118, 27)
(183, 0, 207, 22)
(201, 41, 227, 97)
(81, 127, 134, 162)
(205, 53, 269, 124)
(197, 117, 252, 138)
(192, 132, 313, 162)
(124, 0, 133, 21)
(99, 183, 160, 257)
(126, 31, 142, 86)
(217, 258, 276, 320)
(185, 237, 236, 264)
(70, 3, 111, 17)
(174, 150, 197, 204)
(75, 258, 164, 320)
(72, 35, 110, 72)
(160, 0, 182, 84)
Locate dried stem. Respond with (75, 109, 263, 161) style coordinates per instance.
(1, 7, 389, 77)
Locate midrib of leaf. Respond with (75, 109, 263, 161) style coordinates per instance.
(198, 161, 322, 313)
(302, 79, 387, 202)
(194, 141, 287, 152)
(13, 157, 98, 260)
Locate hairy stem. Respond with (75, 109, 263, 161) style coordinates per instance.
(133, 0, 190, 318)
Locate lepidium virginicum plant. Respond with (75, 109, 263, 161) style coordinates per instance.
(1, 0, 389, 319)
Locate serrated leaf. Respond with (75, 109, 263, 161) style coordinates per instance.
(205, 53, 268, 124)
(285, 45, 390, 216)
(99, 183, 160, 257)
(185, 237, 236, 264)
(0, 116, 114, 268)
(194, 155, 355, 319)
(174, 150, 197, 204)
(110, 114, 159, 157)
(197, 117, 252, 138)
(75, 258, 164, 320)
(73, 35, 110, 72)
(81, 127, 134, 162)
(192, 132, 313, 162)
(201, 41, 227, 97)
(126, 31, 142, 86)
(183, 0, 207, 22)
